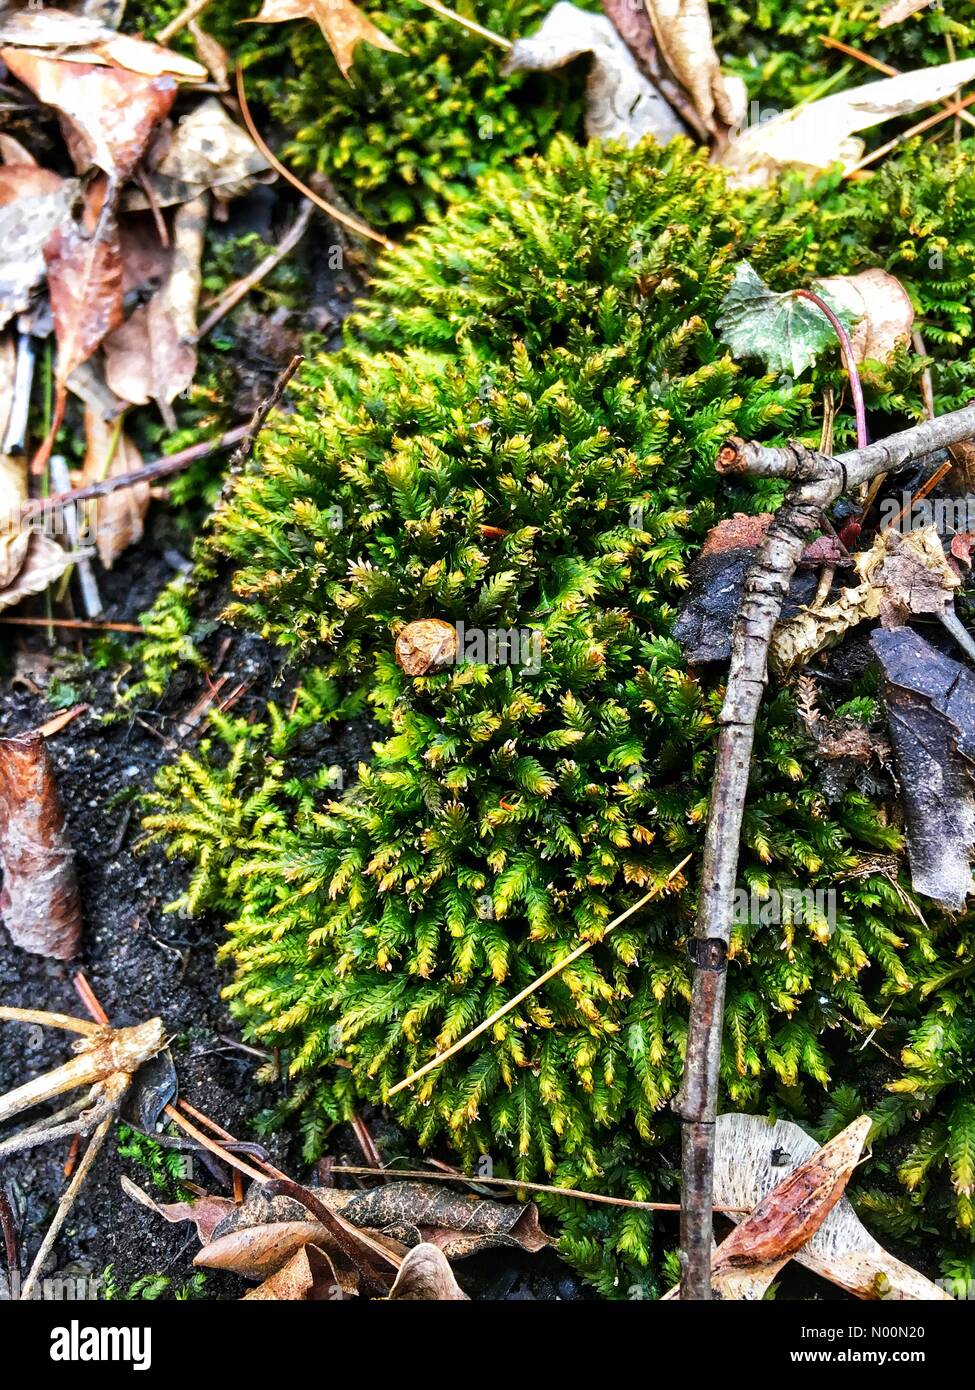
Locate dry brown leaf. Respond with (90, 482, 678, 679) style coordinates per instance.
(770, 525, 957, 673)
(387, 1243, 468, 1301)
(81, 409, 150, 567)
(643, 0, 738, 136)
(44, 177, 124, 387)
(247, 0, 402, 82)
(125, 99, 271, 211)
(104, 195, 207, 424)
(2, 48, 178, 182)
(332, 1180, 555, 1259)
(0, 133, 37, 166)
(504, 3, 685, 144)
(815, 269, 914, 364)
(0, 164, 75, 330)
(0, 6, 206, 80)
(188, 19, 229, 90)
(721, 58, 975, 187)
(242, 1244, 348, 1300)
(194, 1221, 337, 1280)
(120, 1174, 235, 1245)
(0, 533, 74, 614)
(878, 0, 933, 29)
(710, 1112, 951, 1300)
(0, 729, 82, 960)
(708, 1116, 871, 1296)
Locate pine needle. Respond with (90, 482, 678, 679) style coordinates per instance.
(389, 854, 693, 1096)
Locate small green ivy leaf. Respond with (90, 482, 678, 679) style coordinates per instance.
(717, 261, 852, 378)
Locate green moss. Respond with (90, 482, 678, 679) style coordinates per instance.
(142, 0, 591, 227)
(711, 0, 975, 111)
(142, 137, 975, 1290)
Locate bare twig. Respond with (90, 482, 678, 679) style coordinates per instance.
(156, 0, 212, 43)
(19, 426, 248, 521)
(328, 1165, 749, 1214)
(21, 1116, 113, 1300)
(196, 203, 314, 341)
(390, 855, 692, 1096)
(0, 617, 142, 633)
(235, 69, 394, 251)
(676, 399, 975, 1299)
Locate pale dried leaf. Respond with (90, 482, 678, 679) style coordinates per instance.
(248, 0, 402, 81)
(878, 0, 933, 29)
(82, 408, 149, 567)
(815, 269, 914, 364)
(194, 1221, 334, 1280)
(770, 525, 957, 673)
(125, 99, 270, 210)
(2, 48, 178, 181)
(0, 532, 73, 613)
(104, 195, 205, 421)
(0, 7, 206, 80)
(721, 58, 975, 187)
(0, 165, 75, 331)
(705, 1116, 871, 1298)
(711, 1112, 951, 1300)
(188, 19, 229, 90)
(242, 1244, 347, 1300)
(643, 0, 738, 135)
(120, 1174, 235, 1245)
(0, 133, 37, 165)
(387, 1243, 468, 1301)
(504, 2, 684, 145)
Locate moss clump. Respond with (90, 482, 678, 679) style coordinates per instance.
(711, 0, 975, 111)
(144, 137, 975, 1292)
(143, 0, 591, 227)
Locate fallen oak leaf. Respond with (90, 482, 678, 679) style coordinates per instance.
(0, 730, 82, 960)
(246, 0, 402, 82)
(878, 0, 933, 28)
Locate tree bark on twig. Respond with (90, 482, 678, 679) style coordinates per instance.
(674, 400, 975, 1299)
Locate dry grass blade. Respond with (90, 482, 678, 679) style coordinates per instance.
(389, 853, 692, 1095)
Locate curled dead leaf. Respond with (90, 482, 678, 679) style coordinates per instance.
(643, 0, 739, 137)
(815, 269, 914, 365)
(395, 619, 458, 676)
(504, 3, 685, 145)
(387, 1243, 468, 1301)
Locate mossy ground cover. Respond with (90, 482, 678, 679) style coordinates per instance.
(138, 132, 975, 1295)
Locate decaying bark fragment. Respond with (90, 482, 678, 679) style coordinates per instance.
(0, 731, 81, 959)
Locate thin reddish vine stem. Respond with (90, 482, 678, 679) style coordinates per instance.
(794, 288, 868, 449)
